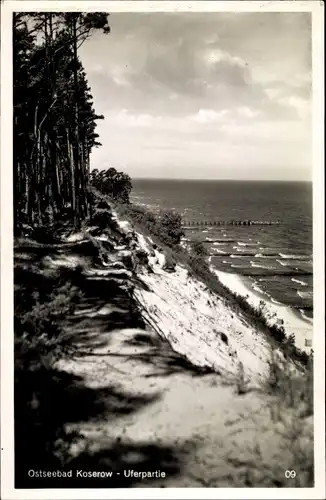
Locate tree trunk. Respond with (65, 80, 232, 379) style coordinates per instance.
(72, 16, 81, 228)
(54, 140, 62, 215)
(66, 128, 76, 225)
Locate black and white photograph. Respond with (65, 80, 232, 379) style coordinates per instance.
(1, 1, 325, 498)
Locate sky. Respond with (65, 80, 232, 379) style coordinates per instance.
(79, 12, 312, 181)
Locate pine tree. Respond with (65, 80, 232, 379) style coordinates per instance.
(13, 12, 110, 233)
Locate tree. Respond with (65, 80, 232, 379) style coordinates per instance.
(158, 210, 184, 246)
(63, 13, 110, 226)
(13, 12, 110, 233)
(90, 167, 132, 204)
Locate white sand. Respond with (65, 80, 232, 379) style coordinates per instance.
(211, 268, 313, 353)
(132, 232, 271, 384)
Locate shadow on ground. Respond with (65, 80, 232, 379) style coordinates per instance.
(14, 237, 200, 488)
(15, 363, 189, 488)
(60, 269, 215, 379)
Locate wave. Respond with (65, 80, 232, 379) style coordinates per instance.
(229, 253, 256, 258)
(299, 309, 313, 323)
(250, 261, 276, 270)
(237, 241, 260, 247)
(234, 246, 254, 252)
(291, 278, 308, 286)
(279, 253, 311, 260)
(250, 263, 267, 269)
(259, 247, 279, 252)
(277, 259, 312, 268)
(270, 297, 282, 305)
(212, 249, 226, 255)
(233, 246, 255, 253)
(297, 290, 313, 299)
(254, 253, 279, 258)
(252, 283, 271, 298)
(258, 247, 278, 254)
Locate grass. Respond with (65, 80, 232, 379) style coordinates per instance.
(265, 349, 313, 418)
(14, 216, 114, 482)
(14, 261, 85, 479)
(263, 348, 314, 486)
(229, 347, 314, 487)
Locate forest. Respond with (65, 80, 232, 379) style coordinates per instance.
(13, 13, 138, 484)
(13, 12, 123, 234)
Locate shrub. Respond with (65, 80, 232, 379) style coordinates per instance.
(30, 225, 60, 244)
(15, 279, 83, 372)
(265, 349, 313, 417)
(119, 205, 184, 248)
(236, 361, 247, 395)
(90, 167, 132, 204)
(158, 209, 184, 246)
(191, 240, 208, 257)
(14, 261, 85, 482)
(90, 208, 113, 230)
(134, 249, 149, 267)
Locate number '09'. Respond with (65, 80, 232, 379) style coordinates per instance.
(285, 470, 297, 478)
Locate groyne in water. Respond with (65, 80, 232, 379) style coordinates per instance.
(182, 219, 280, 228)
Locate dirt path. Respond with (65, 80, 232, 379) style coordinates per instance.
(54, 266, 302, 488)
(14, 204, 314, 489)
(57, 322, 267, 486)
(26, 219, 306, 489)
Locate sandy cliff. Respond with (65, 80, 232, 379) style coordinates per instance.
(37, 204, 310, 488)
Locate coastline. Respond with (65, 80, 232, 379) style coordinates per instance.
(209, 264, 313, 354)
(13, 195, 314, 489)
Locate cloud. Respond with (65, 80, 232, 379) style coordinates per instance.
(115, 109, 156, 127)
(190, 109, 228, 124)
(79, 12, 312, 180)
(279, 96, 311, 120)
(237, 107, 260, 119)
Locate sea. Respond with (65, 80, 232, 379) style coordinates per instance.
(130, 179, 313, 325)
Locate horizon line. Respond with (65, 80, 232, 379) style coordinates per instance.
(130, 177, 312, 182)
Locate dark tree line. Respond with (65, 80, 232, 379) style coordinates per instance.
(13, 12, 110, 234)
(90, 167, 132, 204)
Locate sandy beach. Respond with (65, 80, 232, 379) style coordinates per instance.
(210, 266, 313, 353)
